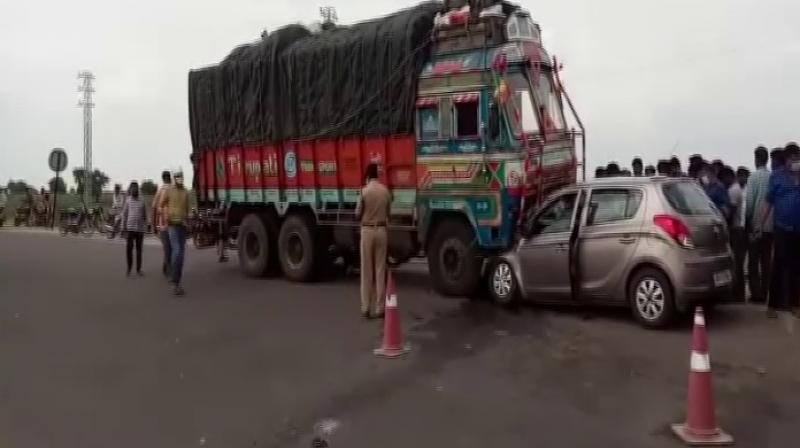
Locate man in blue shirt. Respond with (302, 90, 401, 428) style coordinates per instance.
(762, 143, 800, 317)
(699, 162, 730, 219)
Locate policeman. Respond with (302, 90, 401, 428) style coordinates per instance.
(355, 163, 392, 319)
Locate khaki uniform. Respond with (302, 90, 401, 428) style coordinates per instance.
(356, 179, 392, 315)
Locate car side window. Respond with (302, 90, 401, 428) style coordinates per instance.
(587, 189, 643, 226)
(530, 193, 577, 236)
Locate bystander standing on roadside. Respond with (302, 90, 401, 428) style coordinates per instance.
(669, 156, 683, 177)
(152, 171, 172, 278)
(644, 165, 656, 176)
(725, 166, 748, 300)
(632, 157, 643, 177)
(159, 171, 190, 296)
(122, 182, 147, 277)
(699, 162, 730, 219)
(761, 143, 800, 318)
(745, 147, 772, 304)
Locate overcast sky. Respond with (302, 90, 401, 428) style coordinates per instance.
(1, 0, 798, 188)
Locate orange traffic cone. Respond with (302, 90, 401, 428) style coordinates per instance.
(373, 271, 410, 359)
(671, 307, 734, 446)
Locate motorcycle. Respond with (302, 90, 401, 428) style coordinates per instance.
(59, 208, 93, 236)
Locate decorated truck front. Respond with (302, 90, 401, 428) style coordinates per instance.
(188, 1, 583, 296)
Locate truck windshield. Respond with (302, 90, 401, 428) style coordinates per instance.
(507, 74, 539, 135)
(532, 70, 565, 131)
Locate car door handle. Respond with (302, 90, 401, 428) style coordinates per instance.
(618, 237, 636, 244)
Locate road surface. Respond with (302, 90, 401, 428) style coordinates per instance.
(1, 229, 798, 447)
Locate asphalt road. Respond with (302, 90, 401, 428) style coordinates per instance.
(1, 229, 798, 448)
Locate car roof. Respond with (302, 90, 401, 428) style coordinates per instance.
(576, 176, 695, 188)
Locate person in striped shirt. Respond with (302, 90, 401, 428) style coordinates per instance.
(122, 181, 147, 276)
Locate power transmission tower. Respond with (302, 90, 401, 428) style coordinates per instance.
(77, 71, 95, 205)
(320, 6, 338, 26)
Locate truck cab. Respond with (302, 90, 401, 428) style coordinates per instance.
(411, 7, 583, 295)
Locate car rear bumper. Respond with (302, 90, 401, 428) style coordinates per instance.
(672, 253, 734, 311)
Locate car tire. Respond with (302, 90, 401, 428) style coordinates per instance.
(278, 213, 317, 282)
(487, 259, 518, 306)
(428, 218, 481, 296)
(237, 214, 273, 278)
(628, 268, 676, 328)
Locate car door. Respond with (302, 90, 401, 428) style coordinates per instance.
(517, 191, 579, 299)
(579, 188, 645, 302)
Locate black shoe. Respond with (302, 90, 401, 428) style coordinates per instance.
(173, 285, 185, 296)
(371, 311, 385, 320)
(361, 311, 370, 320)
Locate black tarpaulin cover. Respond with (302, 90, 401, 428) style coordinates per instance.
(188, 2, 442, 152)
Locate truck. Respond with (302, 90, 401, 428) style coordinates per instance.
(188, 0, 584, 296)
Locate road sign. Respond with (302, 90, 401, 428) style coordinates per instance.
(49, 148, 68, 173)
(48, 148, 68, 229)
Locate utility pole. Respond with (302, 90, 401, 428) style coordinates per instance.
(77, 71, 95, 205)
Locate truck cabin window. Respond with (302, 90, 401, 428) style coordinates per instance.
(533, 72, 565, 131)
(506, 75, 539, 136)
(453, 100, 479, 137)
(418, 105, 440, 140)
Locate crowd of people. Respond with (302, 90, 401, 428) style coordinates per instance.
(115, 170, 191, 296)
(595, 143, 800, 318)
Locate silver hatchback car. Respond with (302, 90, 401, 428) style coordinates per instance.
(488, 177, 734, 328)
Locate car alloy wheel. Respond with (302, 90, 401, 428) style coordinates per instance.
(493, 262, 513, 298)
(635, 278, 665, 321)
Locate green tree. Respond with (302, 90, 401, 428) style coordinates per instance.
(140, 179, 158, 196)
(7, 180, 30, 193)
(72, 168, 110, 202)
(48, 177, 67, 193)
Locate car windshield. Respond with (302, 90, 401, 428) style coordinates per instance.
(661, 181, 716, 216)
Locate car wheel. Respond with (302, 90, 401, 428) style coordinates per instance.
(488, 259, 518, 306)
(628, 268, 676, 328)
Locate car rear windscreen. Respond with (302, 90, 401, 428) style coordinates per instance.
(661, 181, 716, 216)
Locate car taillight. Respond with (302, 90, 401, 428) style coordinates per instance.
(653, 215, 694, 249)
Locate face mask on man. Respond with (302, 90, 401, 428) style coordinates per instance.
(791, 161, 800, 172)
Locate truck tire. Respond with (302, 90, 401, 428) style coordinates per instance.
(238, 214, 273, 277)
(278, 213, 317, 282)
(428, 218, 481, 296)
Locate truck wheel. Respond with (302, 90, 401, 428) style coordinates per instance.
(278, 214, 317, 282)
(428, 219, 481, 296)
(238, 214, 273, 277)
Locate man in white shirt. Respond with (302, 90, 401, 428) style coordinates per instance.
(728, 167, 749, 301)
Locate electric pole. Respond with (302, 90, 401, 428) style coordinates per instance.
(77, 70, 95, 205)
